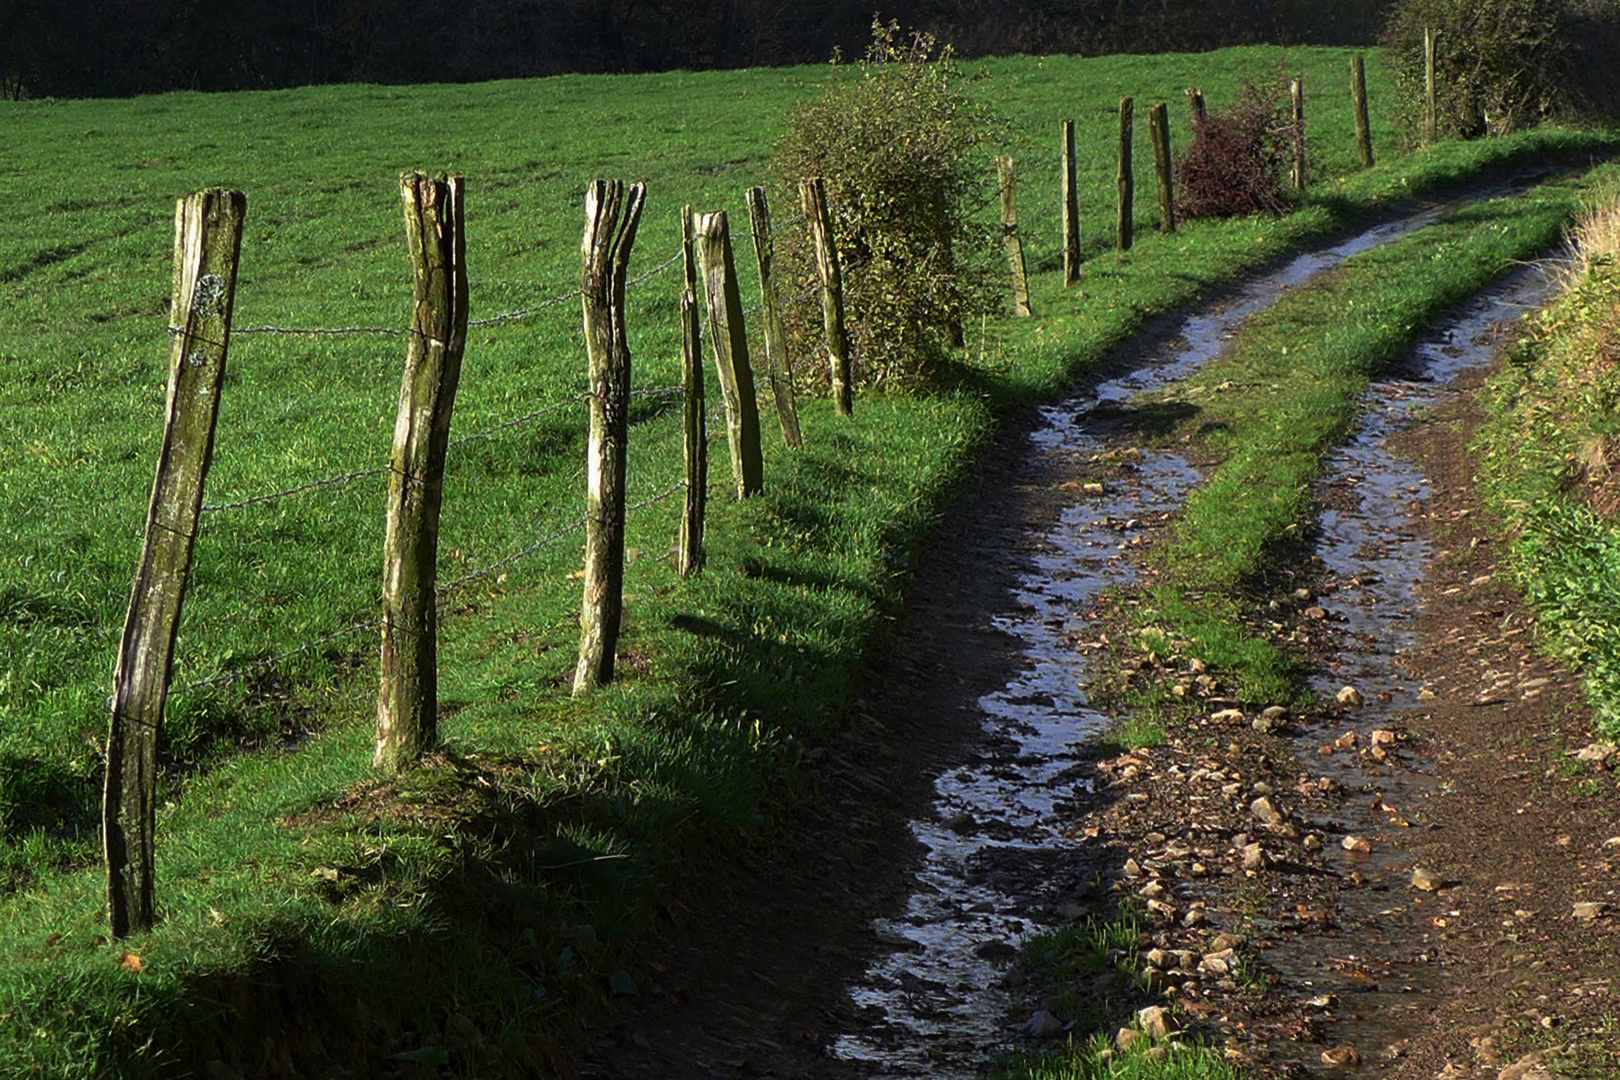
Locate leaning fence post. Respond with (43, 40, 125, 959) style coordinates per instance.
(104, 186, 245, 938)
(1117, 97, 1134, 252)
(1149, 102, 1175, 234)
(1424, 27, 1438, 145)
(1185, 86, 1206, 124)
(572, 180, 646, 695)
(745, 186, 802, 450)
(1061, 119, 1082, 285)
(694, 210, 764, 499)
(376, 172, 469, 764)
(801, 177, 853, 416)
(678, 206, 707, 578)
(1291, 76, 1307, 191)
(1351, 55, 1374, 168)
(998, 156, 1032, 316)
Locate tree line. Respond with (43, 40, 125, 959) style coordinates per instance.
(0, 0, 1396, 99)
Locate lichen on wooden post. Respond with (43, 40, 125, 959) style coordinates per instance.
(1149, 102, 1175, 234)
(800, 177, 853, 416)
(1061, 119, 1082, 286)
(998, 156, 1032, 316)
(678, 205, 707, 579)
(572, 179, 646, 695)
(104, 186, 245, 938)
(1117, 97, 1134, 253)
(694, 209, 764, 499)
(1352, 56, 1375, 169)
(745, 186, 802, 450)
(376, 172, 469, 767)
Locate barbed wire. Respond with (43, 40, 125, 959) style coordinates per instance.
(468, 287, 582, 329)
(172, 616, 382, 697)
(624, 248, 684, 291)
(449, 394, 590, 450)
(202, 464, 391, 514)
(437, 514, 591, 599)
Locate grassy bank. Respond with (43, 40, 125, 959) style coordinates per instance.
(1, 45, 1614, 1075)
(1477, 183, 1620, 741)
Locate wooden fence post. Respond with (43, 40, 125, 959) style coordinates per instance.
(1117, 97, 1134, 253)
(745, 186, 802, 450)
(1424, 27, 1438, 146)
(694, 210, 764, 498)
(377, 172, 470, 763)
(572, 180, 646, 695)
(1061, 119, 1082, 285)
(1186, 86, 1206, 124)
(1291, 76, 1307, 191)
(104, 186, 245, 938)
(1149, 102, 1175, 234)
(998, 156, 1032, 317)
(800, 177, 853, 416)
(1352, 55, 1374, 169)
(678, 206, 707, 578)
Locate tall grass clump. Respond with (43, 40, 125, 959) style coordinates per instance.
(771, 20, 1003, 390)
(1479, 171, 1620, 738)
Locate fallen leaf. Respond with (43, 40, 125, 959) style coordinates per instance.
(119, 952, 144, 973)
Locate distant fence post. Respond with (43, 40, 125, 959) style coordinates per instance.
(1117, 96, 1134, 252)
(1424, 28, 1438, 145)
(572, 179, 646, 695)
(104, 186, 245, 939)
(1185, 86, 1206, 124)
(800, 177, 853, 416)
(1351, 55, 1374, 169)
(1061, 119, 1082, 285)
(678, 206, 707, 578)
(694, 210, 765, 498)
(998, 156, 1032, 316)
(377, 172, 469, 762)
(745, 186, 802, 450)
(1149, 102, 1175, 234)
(1290, 76, 1307, 191)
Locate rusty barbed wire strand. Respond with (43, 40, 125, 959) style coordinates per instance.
(202, 465, 391, 513)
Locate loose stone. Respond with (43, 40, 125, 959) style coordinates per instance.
(1572, 901, 1610, 920)
(1137, 1005, 1178, 1038)
(1337, 686, 1365, 707)
(1250, 796, 1284, 825)
(1411, 867, 1446, 892)
(1322, 1044, 1361, 1067)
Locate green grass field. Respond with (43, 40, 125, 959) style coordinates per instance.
(2, 45, 1612, 1076)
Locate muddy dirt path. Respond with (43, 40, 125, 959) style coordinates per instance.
(575, 203, 1620, 1080)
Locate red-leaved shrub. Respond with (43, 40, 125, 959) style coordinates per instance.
(1174, 79, 1294, 220)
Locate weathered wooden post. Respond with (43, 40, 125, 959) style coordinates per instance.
(1186, 86, 1206, 124)
(1424, 27, 1438, 146)
(572, 179, 646, 695)
(1117, 97, 1134, 253)
(745, 186, 802, 450)
(801, 177, 853, 416)
(1351, 55, 1374, 169)
(1061, 119, 1082, 285)
(1149, 102, 1175, 234)
(1290, 76, 1307, 191)
(678, 206, 707, 578)
(694, 210, 764, 498)
(377, 172, 470, 762)
(998, 156, 1032, 317)
(104, 186, 245, 938)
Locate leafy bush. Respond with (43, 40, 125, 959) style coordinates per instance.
(771, 21, 1002, 390)
(1174, 78, 1295, 220)
(1382, 0, 1580, 139)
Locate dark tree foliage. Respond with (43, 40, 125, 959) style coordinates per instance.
(0, 0, 1399, 99)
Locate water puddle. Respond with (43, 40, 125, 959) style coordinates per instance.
(830, 207, 1471, 1078)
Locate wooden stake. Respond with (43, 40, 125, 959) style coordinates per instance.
(377, 172, 469, 763)
(678, 206, 707, 578)
(1150, 102, 1175, 234)
(1186, 86, 1206, 124)
(1352, 55, 1374, 169)
(104, 187, 245, 938)
(998, 156, 1032, 317)
(800, 177, 853, 416)
(694, 210, 764, 498)
(745, 186, 802, 450)
(1291, 76, 1307, 191)
(572, 180, 646, 695)
(1061, 119, 1082, 285)
(1117, 97, 1134, 253)
(1424, 27, 1438, 146)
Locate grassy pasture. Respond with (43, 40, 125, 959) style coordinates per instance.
(1, 44, 1610, 1076)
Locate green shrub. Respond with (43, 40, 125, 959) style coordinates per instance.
(1382, 0, 1579, 139)
(771, 21, 1003, 391)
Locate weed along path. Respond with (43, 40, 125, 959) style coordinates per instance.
(580, 181, 1619, 1080)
